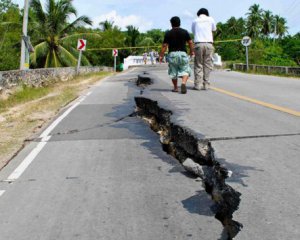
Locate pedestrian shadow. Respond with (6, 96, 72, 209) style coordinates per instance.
(216, 158, 264, 187)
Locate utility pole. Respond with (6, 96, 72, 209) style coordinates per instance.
(20, 0, 30, 70)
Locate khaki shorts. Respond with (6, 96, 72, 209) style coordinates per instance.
(168, 51, 191, 79)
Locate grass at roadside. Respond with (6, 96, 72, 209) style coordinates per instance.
(0, 71, 113, 170)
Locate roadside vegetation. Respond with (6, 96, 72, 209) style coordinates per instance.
(215, 4, 299, 67)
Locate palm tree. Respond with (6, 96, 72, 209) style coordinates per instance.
(226, 17, 246, 36)
(246, 4, 263, 38)
(214, 22, 225, 40)
(261, 10, 274, 37)
(99, 20, 114, 31)
(273, 15, 288, 38)
(29, 0, 93, 68)
(125, 25, 140, 47)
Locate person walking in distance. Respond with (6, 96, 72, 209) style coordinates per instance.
(192, 8, 216, 90)
(160, 16, 194, 94)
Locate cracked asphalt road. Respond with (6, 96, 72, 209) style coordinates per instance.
(0, 69, 222, 240)
(0, 65, 299, 240)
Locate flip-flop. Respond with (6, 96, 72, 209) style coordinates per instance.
(172, 89, 178, 92)
(181, 84, 187, 94)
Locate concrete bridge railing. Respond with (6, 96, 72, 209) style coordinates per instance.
(123, 53, 222, 70)
(233, 63, 300, 76)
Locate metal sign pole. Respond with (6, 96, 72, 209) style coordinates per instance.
(77, 50, 82, 74)
(241, 36, 251, 72)
(114, 56, 117, 72)
(20, 0, 30, 70)
(246, 46, 249, 71)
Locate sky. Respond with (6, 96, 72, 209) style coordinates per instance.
(13, 0, 300, 35)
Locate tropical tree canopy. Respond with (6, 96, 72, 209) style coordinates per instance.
(29, 0, 93, 68)
(0, 0, 18, 13)
(0, 3, 21, 70)
(273, 15, 288, 38)
(261, 10, 274, 36)
(246, 4, 263, 38)
(125, 25, 140, 47)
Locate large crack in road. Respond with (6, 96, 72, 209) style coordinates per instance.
(135, 73, 243, 239)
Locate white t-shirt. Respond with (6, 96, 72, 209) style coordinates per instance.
(192, 14, 216, 43)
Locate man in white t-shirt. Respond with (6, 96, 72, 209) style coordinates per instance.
(192, 8, 216, 90)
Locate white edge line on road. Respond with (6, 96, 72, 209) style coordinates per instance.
(6, 136, 51, 181)
(6, 92, 91, 182)
(39, 95, 87, 138)
(0, 190, 5, 197)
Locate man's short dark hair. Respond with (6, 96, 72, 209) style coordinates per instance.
(197, 8, 209, 16)
(170, 16, 180, 27)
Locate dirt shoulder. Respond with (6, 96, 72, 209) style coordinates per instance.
(0, 72, 113, 171)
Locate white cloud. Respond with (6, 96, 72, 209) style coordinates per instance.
(183, 10, 194, 18)
(93, 10, 153, 32)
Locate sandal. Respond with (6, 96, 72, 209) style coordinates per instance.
(172, 89, 179, 92)
(181, 84, 187, 94)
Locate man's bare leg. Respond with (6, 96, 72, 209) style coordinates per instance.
(172, 79, 178, 91)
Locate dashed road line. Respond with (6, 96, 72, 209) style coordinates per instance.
(0, 190, 5, 197)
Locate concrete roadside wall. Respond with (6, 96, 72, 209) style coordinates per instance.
(0, 66, 113, 91)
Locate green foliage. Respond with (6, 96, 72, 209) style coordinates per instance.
(0, 0, 18, 13)
(29, 0, 93, 68)
(247, 39, 297, 66)
(145, 29, 164, 44)
(125, 25, 140, 47)
(214, 4, 296, 66)
(281, 33, 300, 65)
(84, 28, 127, 67)
(0, 6, 21, 70)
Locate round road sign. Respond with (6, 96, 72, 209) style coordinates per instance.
(241, 36, 252, 47)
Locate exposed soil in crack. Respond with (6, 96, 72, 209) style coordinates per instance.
(135, 74, 243, 239)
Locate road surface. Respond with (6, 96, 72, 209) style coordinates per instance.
(0, 65, 299, 240)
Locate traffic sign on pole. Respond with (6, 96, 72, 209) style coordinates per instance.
(77, 39, 87, 51)
(112, 49, 118, 72)
(242, 36, 251, 71)
(241, 36, 252, 47)
(76, 39, 86, 74)
(112, 49, 118, 57)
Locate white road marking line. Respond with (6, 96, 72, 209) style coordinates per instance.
(40, 96, 86, 138)
(6, 93, 90, 182)
(0, 190, 5, 197)
(6, 136, 51, 181)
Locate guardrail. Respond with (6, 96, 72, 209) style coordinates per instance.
(0, 66, 112, 91)
(233, 63, 300, 76)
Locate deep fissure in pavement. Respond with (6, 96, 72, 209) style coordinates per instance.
(134, 95, 243, 239)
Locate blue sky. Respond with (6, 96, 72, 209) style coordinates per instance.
(13, 0, 299, 34)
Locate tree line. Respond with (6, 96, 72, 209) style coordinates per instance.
(0, 0, 299, 71)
